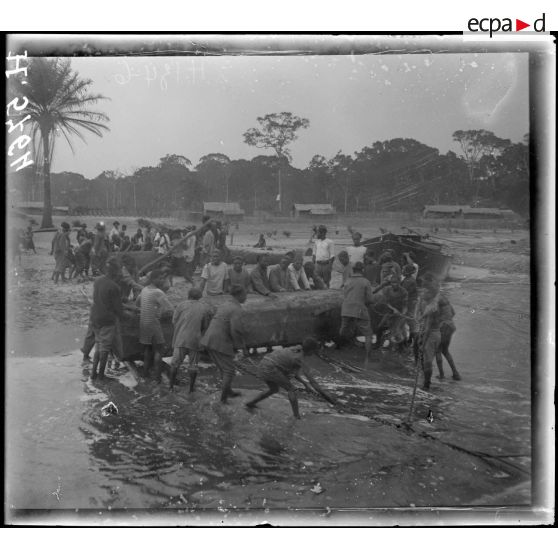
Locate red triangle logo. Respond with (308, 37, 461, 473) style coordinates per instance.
(516, 19, 530, 31)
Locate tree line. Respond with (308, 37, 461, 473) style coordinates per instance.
(11, 130, 529, 218)
(9, 57, 529, 228)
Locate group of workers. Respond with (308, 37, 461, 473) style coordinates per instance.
(80, 220, 460, 421)
(47, 217, 235, 284)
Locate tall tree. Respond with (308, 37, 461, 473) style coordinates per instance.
(195, 153, 231, 202)
(328, 151, 354, 214)
(452, 130, 510, 200)
(12, 58, 110, 228)
(243, 112, 309, 212)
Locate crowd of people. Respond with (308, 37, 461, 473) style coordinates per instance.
(45, 217, 235, 284)
(77, 220, 460, 417)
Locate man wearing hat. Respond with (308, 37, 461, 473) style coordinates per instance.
(50, 222, 71, 284)
(312, 225, 335, 288)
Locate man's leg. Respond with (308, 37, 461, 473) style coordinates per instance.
(169, 347, 186, 390)
(143, 345, 153, 376)
(81, 319, 96, 361)
(358, 318, 373, 370)
(97, 325, 116, 379)
(152, 344, 163, 383)
(286, 389, 301, 419)
(435, 349, 445, 378)
(339, 316, 356, 346)
(246, 382, 279, 409)
(208, 350, 239, 403)
(421, 332, 441, 390)
(91, 345, 100, 379)
(97, 351, 109, 379)
(441, 324, 460, 380)
(187, 350, 200, 393)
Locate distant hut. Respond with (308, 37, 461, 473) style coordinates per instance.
(422, 205, 516, 220)
(15, 201, 69, 216)
(203, 202, 245, 222)
(422, 205, 464, 219)
(292, 203, 336, 219)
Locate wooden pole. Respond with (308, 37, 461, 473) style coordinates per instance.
(137, 220, 213, 276)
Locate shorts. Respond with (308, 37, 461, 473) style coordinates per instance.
(340, 315, 373, 338)
(171, 347, 200, 370)
(140, 322, 165, 346)
(260, 363, 295, 392)
(93, 324, 117, 353)
(207, 349, 236, 378)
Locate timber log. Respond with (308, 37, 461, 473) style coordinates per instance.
(224, 246, 298, 265)
(117, 290, 344, 361)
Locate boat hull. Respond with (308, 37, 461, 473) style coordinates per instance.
(361, 233, 452, 280)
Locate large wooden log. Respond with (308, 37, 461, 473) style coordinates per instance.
(225, 246, 298, 265)
(117, 290, 344, 361)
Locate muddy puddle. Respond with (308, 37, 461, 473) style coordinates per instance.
(5, 280, 531, 515)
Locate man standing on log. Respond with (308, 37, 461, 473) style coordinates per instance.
(312, 225, 335, 287)
(339, 261, 375, 369)
(200, 285, 248, 403)
(200, 221, 217, 267)
(346, 232, 367, 271)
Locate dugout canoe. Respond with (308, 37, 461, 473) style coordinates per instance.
(361, 232, 452, 280)
(117, 290, 344, 361)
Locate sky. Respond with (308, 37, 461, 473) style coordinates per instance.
(51, 51, 529, 178)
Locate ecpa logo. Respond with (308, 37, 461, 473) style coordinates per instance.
(468, 12, 546, 37)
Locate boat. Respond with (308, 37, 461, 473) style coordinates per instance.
(117, 290, 344, 361)
(361, 232, 453, 280)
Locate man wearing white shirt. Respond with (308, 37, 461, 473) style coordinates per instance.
(287, 256, 311, 291)
(312, 225, 335, 287)
(346, 232, 367, 270)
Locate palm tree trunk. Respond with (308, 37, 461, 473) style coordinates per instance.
(41, 131, 53, 229)
(277, 165, 282, 213)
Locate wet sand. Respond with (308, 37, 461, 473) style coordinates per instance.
(5, 219, 532, 523)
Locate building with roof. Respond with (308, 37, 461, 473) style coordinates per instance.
(203, 202, 245, 222)
(422, 205, 517, 220)
(292, 203, 336, 219)
(15, 201, 69, 215)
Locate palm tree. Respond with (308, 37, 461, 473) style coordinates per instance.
(13, 58, 110, 228)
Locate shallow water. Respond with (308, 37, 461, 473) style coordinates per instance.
(5, 281, 532, 513)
